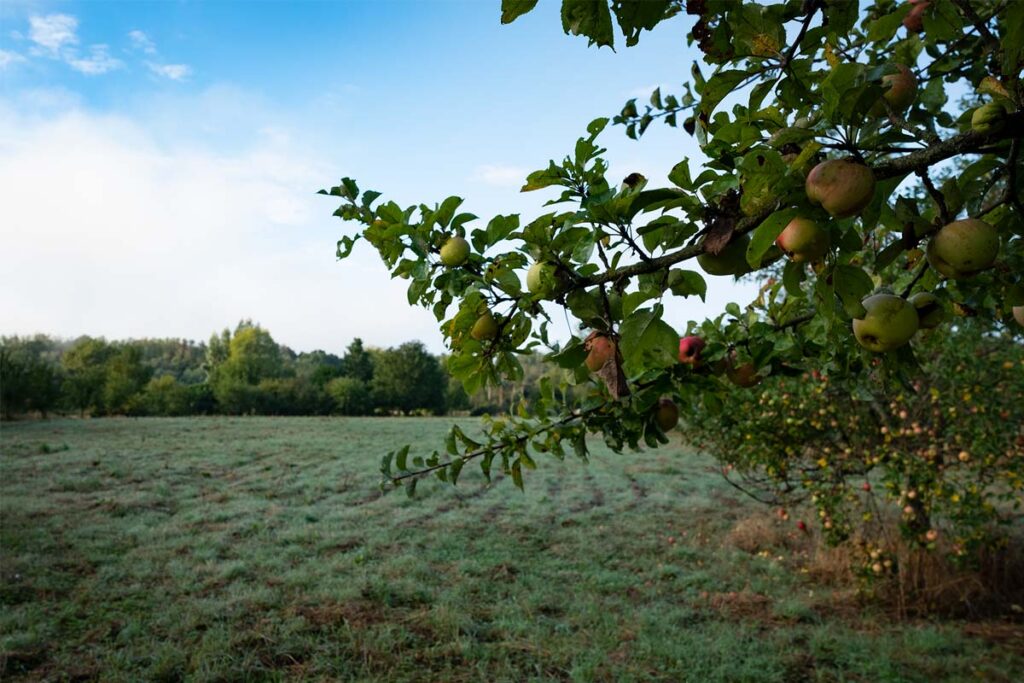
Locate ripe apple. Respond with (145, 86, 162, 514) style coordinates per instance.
(585, 335, 617, 372)
(852, 293, 919, 352)
(903, 0, 930, 33)
(776, 217, 829, 263)
(678, 335, 705, 365)
(440, 236, 470, 267)
(908, 292, 945, 329)
(526, 262, 568, 298)
(806, 159, 876, 219)
(697, 234, 753, 276)
(654, 398, 679, 432)
(470, 311, 499, 341)
(870, 64, 917, 116)
(926, 218, 1000, 279)
(971, 102, 1007, 134)
(1014, 306, 1024, 328)
(722, 353, 761, 388)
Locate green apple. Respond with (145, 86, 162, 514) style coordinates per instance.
(806, 160, 876, 219)
(526, 262, 567, 298)
(698, 234, 753, 276)
(908, 292, 945, 329)
(440, 236, 470, 266)
(654, 398, 679, 432)
(470, 311, 498, 341)
(852, 294, 919, 352)
(585, 335, 617, 372)
(869, 64, 917, 116)
(926, 218, 999, 279)
(776, 217, 829, 263)
(971, 102, 1007, 134)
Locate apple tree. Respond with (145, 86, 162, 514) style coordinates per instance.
(321, 0, 1024, 553)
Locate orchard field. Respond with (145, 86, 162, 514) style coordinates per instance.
(1, 417, 1022, 682)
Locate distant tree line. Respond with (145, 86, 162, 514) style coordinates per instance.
(0, 321, 556, 419)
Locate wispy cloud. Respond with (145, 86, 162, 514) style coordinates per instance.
(625, 83, 676, 99)
(127, 29, 157, 54)
(0, 49, 27, 70)
(67, 45, 122, 75)
(472, 164, 528, 188)
(147, 62, 192, 81)
(28, 14, 78, 55)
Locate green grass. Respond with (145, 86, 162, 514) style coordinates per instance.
(1, 417, 1021, 682)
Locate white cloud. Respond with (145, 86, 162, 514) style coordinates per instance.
(0, 101, 443, 353)
(472, 164, 528, 188)
(128, 29, 157, 54)
(66, 44, 122, 75)
(28, 14, 78, 55)
(0, 49, 27, 69)
(147, 62, 191, 81)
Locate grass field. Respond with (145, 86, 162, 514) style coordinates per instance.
(2, 417, 1022, 682)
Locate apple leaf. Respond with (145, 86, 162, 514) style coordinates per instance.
(782, 259, 805, 297)
(619, 306, 679, 374)
(500, 0, 539, 24)
(561, 0, 615, 49)
(746, 207, 797, 269)
(667, 269, 707, 301)
(834, 265, 873, 319)
(866, 4, 911, 44)
(613, 0, 671, 47)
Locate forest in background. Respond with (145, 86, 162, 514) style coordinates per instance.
(0, 321, 555, 419)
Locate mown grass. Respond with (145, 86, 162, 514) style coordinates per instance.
(1, 417, 1021, 682)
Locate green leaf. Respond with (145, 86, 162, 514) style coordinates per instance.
(1002, 1, 1024, 76)
(866, 4, 911, 43)
(668, 160, 692, 190)
(511, 458, 524, 490)
(619, 307, 679, 373)
(746, 208, 797, 269)
(395, 445, 410, 472)
(833, 265, 873, 319)
(612, 0, 671, 47)
(561, 0, 615, 48)
(667, 269, 707, 301)
(501, 0, 539, 24)
(336, 235, 360, 260)
(782, 259, 805, 297)
(521, 162, 565, 192)
(435, 196, 463, 228)
(699, 69, 752, 115)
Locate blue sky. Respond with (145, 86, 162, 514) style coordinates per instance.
(1, 1, 758, 354)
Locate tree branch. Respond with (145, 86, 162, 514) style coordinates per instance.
(387, 407, 599, 485)
(872, 113, 1023, 180)
(568, 116, 1022, 291)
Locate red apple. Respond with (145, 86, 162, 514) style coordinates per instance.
(776, 217, 829, 263)
(585, 335, 617, 372)
(903, 0, 930, 33)
(870, 64, 917, 116)
(678, 335, 705, 365)
(806, 159, 876, 219)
